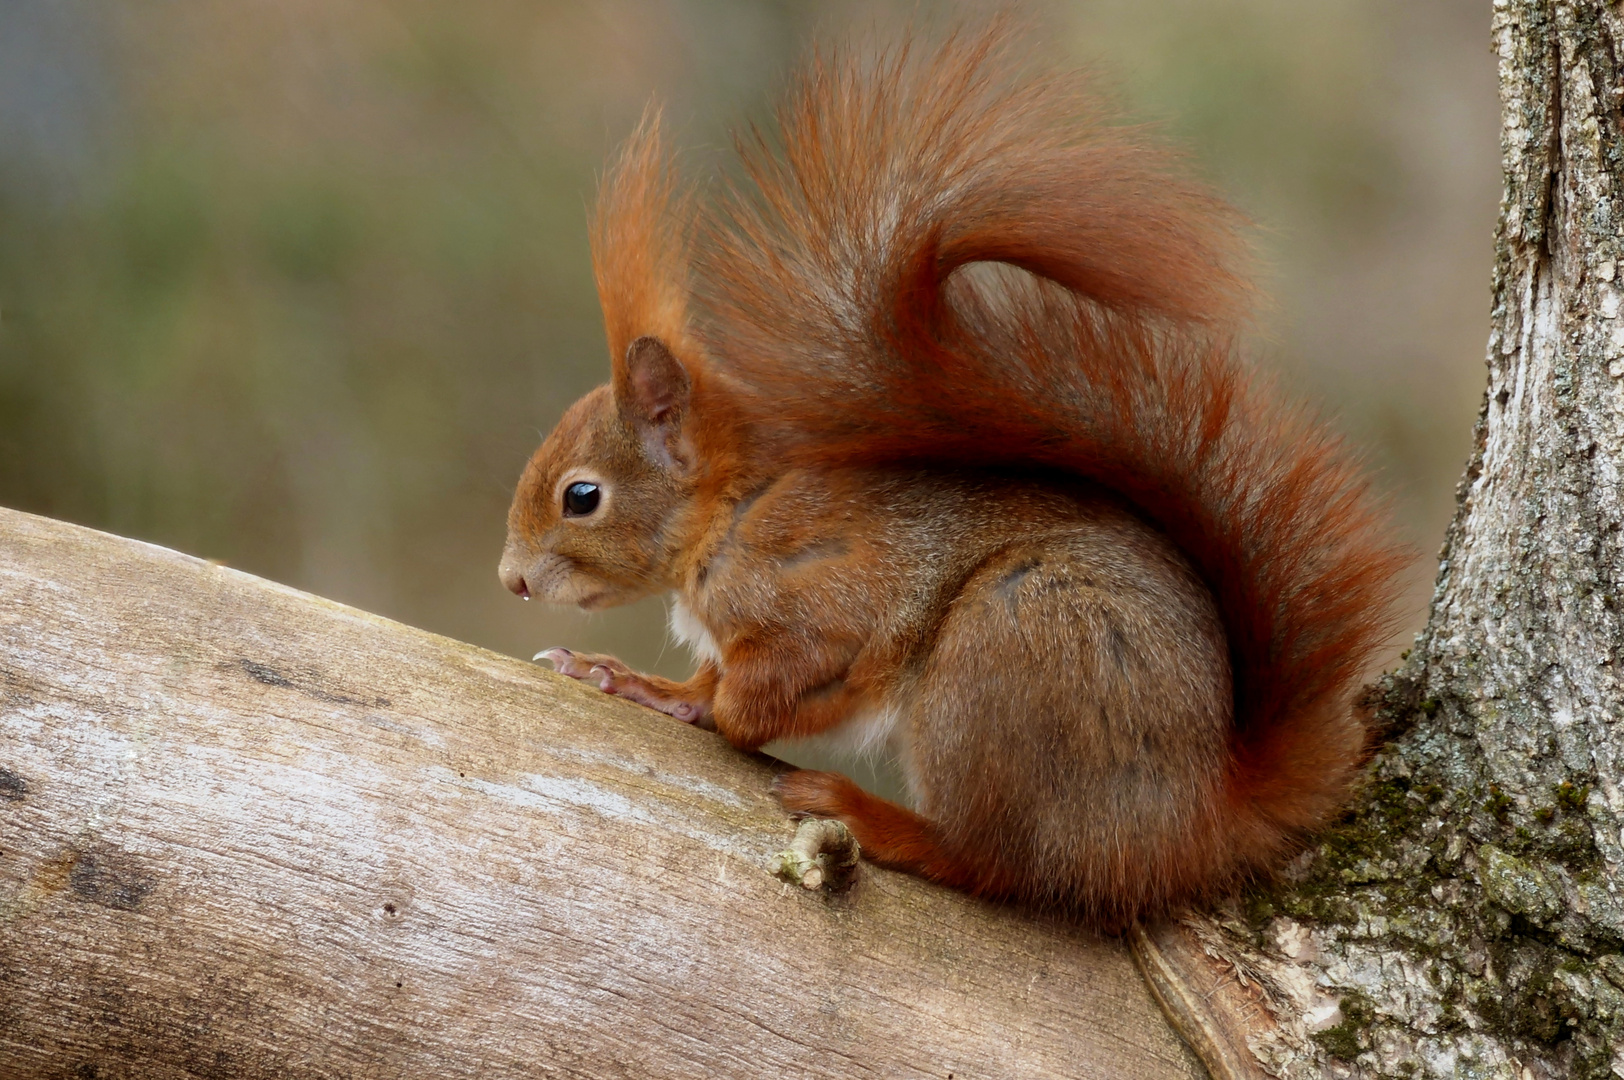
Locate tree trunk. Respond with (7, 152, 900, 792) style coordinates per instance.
(1168, 2, 1624, 1077)
(0, 506, 1204, 1079)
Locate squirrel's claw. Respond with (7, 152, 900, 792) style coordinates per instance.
(536, 647, 592, 680)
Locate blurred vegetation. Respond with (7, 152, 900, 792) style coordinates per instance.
(0, 1, 1496, 734)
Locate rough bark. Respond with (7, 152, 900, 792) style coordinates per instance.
(1178, 2, 1624, 1077)
(0, 505, 1205, 1079)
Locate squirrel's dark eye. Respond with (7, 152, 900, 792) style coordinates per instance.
(563, 481, 601, 517)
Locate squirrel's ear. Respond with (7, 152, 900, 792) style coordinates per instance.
(616, 335, 694, 475)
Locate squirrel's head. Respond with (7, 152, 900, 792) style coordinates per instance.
(499, 335, 700, 609)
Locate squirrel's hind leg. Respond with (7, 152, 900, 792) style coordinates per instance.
(773, 770, 990, 893)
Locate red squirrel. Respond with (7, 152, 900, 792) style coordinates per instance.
(498, 27, 1405, 928)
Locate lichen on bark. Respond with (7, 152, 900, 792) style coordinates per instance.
(1193, 2, 1624, 1077)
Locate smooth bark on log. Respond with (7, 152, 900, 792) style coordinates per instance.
(1175, 3, 1624, 1078)
(0, 506, 1203, 1079)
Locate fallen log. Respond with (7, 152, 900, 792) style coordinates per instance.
(0, 507, 1204, 1078)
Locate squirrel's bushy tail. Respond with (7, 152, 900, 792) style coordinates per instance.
(696, 23, 1407, 884)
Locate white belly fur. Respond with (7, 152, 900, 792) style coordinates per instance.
(780, 702, 902, 760)
(668, 597, 722, 664)
(668, 597, 912, 793)
(776, 702, 916, 809)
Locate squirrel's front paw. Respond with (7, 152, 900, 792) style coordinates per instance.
(536, 648, 708, 725)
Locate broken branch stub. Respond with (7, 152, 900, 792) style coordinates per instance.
(772, 817, 862, 891)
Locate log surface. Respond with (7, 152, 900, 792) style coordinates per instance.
(0, 507, 1202, 1079)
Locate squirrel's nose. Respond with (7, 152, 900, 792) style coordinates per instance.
(498, 561, 531, 599)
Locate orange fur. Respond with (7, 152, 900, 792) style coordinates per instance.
(591, 110, 699, 390)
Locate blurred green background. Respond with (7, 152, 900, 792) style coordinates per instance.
(0, 0, 1496, 691)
